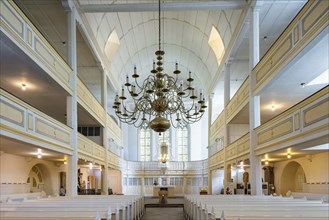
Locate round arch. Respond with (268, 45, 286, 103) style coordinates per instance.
(280, 161, 306, 195)
(27, 163, 53, 195)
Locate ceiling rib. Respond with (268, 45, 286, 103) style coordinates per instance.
(80, 1, 248, 13)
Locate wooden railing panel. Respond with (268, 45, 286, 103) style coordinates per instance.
(0, 90, 72, 152)
(253, 0, 328, 93)
(209, 111, 225, 145)
(226, 77, 249, 123)
(77, 133, 106, 165)
(107, 114, 121, 146)
(255, 86, 328, 152)
(77, 78, 105, 126)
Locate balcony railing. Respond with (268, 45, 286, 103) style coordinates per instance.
(0, 89, 72, 152)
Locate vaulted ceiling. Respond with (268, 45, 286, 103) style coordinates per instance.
(78, 0, 246, 92)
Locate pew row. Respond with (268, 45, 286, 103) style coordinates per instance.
(0, 195, 144, 220)
(184, 195, 329, 220)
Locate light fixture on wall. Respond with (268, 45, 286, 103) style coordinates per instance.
(112, 0, 207, 133)
(265, 160, 269, 165)
(37, 149, 42, 158)
(287, 153, 291, 159)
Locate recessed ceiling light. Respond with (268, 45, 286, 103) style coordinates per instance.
(21, 84, 27, 91)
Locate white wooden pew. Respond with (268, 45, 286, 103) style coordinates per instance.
(0, 195, 144, 220)
(184, 195, 329, 220)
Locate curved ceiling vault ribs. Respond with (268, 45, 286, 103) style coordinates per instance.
(116, 44, 213, 89)
(87, 7, 237, 92)
(109, 17, 226, 84)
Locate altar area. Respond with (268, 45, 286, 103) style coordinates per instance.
(153, 186, 175, 197)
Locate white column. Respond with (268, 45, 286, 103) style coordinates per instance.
(183, 176, 187, 194)
(141, 177, 145, 196)
(207, 93, 214, 194)
(249, 5, 262, 196)
(224, 63, 231, 107)
(66, 6, 78, 196)
(223, 62, 231, 194)
(102, 68, 109, 195)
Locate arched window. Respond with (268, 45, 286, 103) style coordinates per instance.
(208, 26, 225, 66)
(139, 128, 151, 161)
(176, 126, 190, 161)
(104, 30, 120, 62)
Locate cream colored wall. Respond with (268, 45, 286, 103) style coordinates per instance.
(274, 152, 329, 195)
(108, 169, 122, 194)
(0, 152, 66, 195)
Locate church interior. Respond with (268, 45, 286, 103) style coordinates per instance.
(0, 0, 328, 219)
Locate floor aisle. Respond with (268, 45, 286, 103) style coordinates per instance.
(141, 207, 186, 220)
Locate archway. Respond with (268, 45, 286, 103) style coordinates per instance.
(280, 161, 306, 195)
(27, 163, 52, 194)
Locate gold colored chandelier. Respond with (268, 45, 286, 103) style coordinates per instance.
(112, 0, 207, 133)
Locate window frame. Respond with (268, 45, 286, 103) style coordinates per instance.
(138, 128, 152, 161)
(176, 126, 190, 161)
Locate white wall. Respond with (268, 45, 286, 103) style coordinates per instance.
(0, 152, 66, 195)
(190, 114, 208, 160)
(121, 113, 208, 162)
(108, 169, 122, 194)
(211, 169, 224, 194)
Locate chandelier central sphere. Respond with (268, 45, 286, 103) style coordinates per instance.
(112, 0, 207, 133)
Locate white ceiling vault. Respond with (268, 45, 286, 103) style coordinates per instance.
(77, 0, 245, 92)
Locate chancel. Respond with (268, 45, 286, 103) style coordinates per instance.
(0, 0, 328, 219)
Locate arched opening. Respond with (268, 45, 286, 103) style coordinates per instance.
(280, 161, 306, 195)
(208, 26, 225, 66)
(104, 30, 120, 62)
(27, 163, 52, 194)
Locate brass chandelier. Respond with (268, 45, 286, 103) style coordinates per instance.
(112, 0, 207, 133)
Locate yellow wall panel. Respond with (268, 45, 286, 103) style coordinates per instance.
(302, 1, 328, 34)
(272, 118, 293, 137)
(304, 98, 329, 127)
(0, 100, 24, 126)
(1, 1, 23, 36)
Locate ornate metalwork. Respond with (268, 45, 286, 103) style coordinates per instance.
(112, 0, 207, 133)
